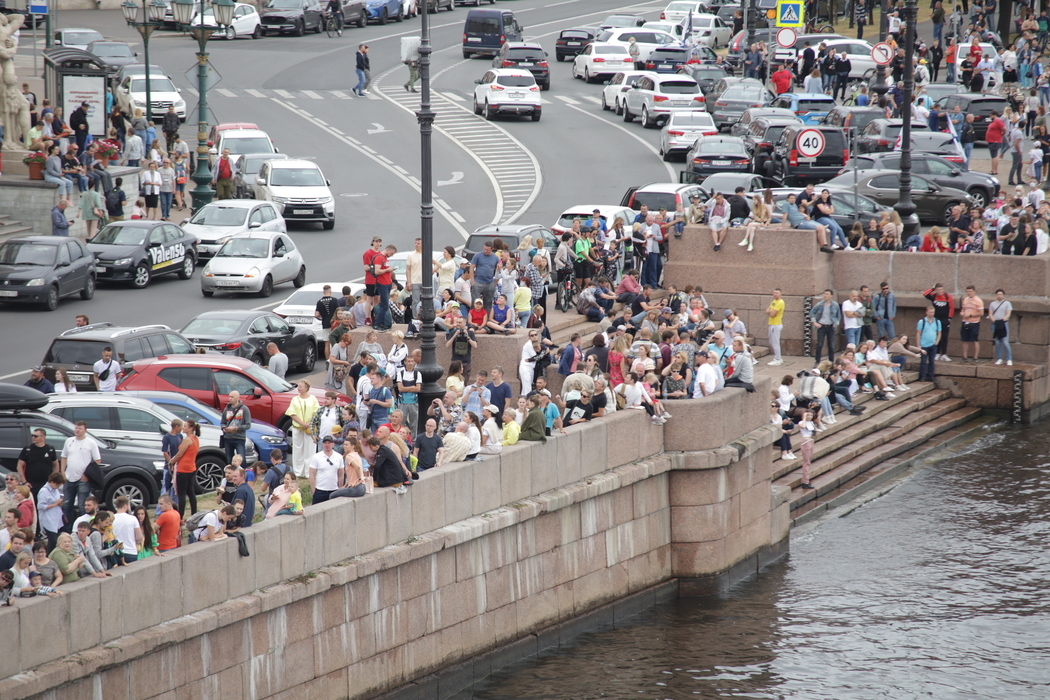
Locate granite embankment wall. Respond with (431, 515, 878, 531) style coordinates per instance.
(0, 375, 787, 699)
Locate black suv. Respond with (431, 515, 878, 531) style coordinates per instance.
(743, 117, 803, 175)
(0, 236, 96, 312)
(0, 384, 163, 507)
(493, 41, 550, 90)
(933, 93, 1010, 142)
(554, 26, 598, 61)
(88, 220, 198, 289)
(42, 323, 196, 391)
(767, 124, 849, 186)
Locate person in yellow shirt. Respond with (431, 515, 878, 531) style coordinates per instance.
(285, 380, 320, 479)
(501, 408, 521, 445)
(767, 288, 785, 366)
(513, 281, 533, 327)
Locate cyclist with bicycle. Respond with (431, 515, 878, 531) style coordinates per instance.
(554, 232, 578, 311)
(325, 0, 343, 35)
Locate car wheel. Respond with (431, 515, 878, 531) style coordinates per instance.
(571, 62, 581, 80)
(293, 266, 307, 287)
(314, 17, 322, 32)
(194, 453, 226, 493)
(258, 275, 273, 298)
(661, 147, 671, 162)
(584, 67, 593, 83)
(485, 101, 496, 120)
(132, 263, 151, 289)
(295, 18, 305, 35)
(44, 284, 59, 311)
(225, 24, 236, 39)
(80, 275, 96, 300)
(615, 98, 623, 116)
(252, 24, 262, 39)
(395, 6, 403, 20)
(473, 97, 482, 115)
(764, 160, 776, 178)
(277, 416, 295, 451)
(967, 187, 988, 208)
(104, 477, 149, 510)
(252, 352, 267, 367)
(556, 54, 564, 62)
(322, 219, 335, 230)
(177, 255, 196, 280)
(358, 9, 367, 26)
(601, 93, 609, 110)
(299, 342, 317, 372)
(379, 7, 387, 23)
(540, 80, 549, 91)
(463, 50, 471, 59)
(641, 106, 653, 128)
(531, 111, 541, 122)
(202, 289, 214, 297)
(623, 104, 634, 122)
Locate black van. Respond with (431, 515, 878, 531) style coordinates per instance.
(767, 124, 848, 186)
(463, 8, 523, 58)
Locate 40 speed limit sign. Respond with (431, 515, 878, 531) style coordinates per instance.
(796, 128, 826, 158)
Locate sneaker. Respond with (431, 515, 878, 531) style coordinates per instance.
(752, 358, 759, 365)
(767, 358, 783, 366)
(1007, 360, 1014, 365)
(994, 359, 1003, 365)
(819, 245, 834, 253)
(815, 424, 826, 432)
(394, 485, 407, 495)
(738, 238, 749, 246)
(363, 89, 370, 95)
(713, 244, 721, 251)
(662, 412, 672, 419)
(830, 244, 842, 250)
(942, 355, 952, 362)
(885, 392, 896, 398)
(747, 244, 754, 252)
(800, 482, 815, 489)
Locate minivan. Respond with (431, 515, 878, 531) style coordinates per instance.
(463, 8, 523, 59)
(767, 124, 849, 186)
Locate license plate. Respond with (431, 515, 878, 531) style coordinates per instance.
(714, 160, 729, 164)
(567, 41, 580, 45)
(96, 266, 107, 272)
(293, 209, 313, 215)
(509, 93, 523, 100)
(290, 316, 313, 324)
(798, 157, 815, 162)
(519, 62, 533, 66)
(216, 280, 239, 286)
(467, 37, 481, 42)
(0, 290, 16, 297)
(672, 101, 689, 106)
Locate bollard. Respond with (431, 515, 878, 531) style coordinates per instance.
(1011, 369, 1023, 424)
(803, 295, 812, 358)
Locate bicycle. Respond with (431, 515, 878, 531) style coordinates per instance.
(324, 11, 343, 37)
(804, 15, 836, 33)
(555, 266, 578, 313)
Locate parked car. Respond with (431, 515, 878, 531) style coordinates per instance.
(727, 28, 775, 67)
(854, 119, 930, 153)
(801, 38, 877, 79)
(742, 117, 804, 174)
(0, 385, 163, 508)
(599, 14, 647, 30)
(180, 310, 318, 372)
(696, 172, 781, 196)
(820, 105, 885, 132)
(554, 26, 599, 61)
(425, 0, 452, 12)
(252, 159, 335, 229)
(918, 82, 962, 106)
(595, 27, 679, 61)
(461, 224, 558, 262)
(660, 1, 704, 23)
(191, 2, 263, 39)
(932, 93, 1009, 142)
(88, 220, 198, 290)
(551, 205, 637, 235)
(620, 182, 707, 211)
(493, 42, 550, 90)
(602, 70, 657, 113)
(688, 13, 732, 48)
(259, 0, 325, 34)
(53, 27, 104, 50)
(684, 136, 750, 176)
(182, 200, 287, 258)
(769, 92, 837, 125)
(116, 354, 349, 438)
(905, 132, 967, 165)
(339, 0, 370, 26)
(368, 0, 404, 21)
(767, 124, 849, 185)
(678, 63, 729, 94)
(114, 73, 187, 122)
(623, 73, 705, 128)
(40, 393, 253, 493)
(272, 282, 366, 343)
(86, 41, 138, 77)
(659, 111, 719, 160)
(120, 390, 289, 462)
(42, 323, 196, 391)
(473, 68, 542, 121)
(573, 43, 634, 83)
(840, 152, 998, 208)
(730, 106, 798, 137)
(201, 231, 307, 298)
(767, 187, 891, 230)
(643, 20, 687, 41)
(821, 169, 975, 223)
(705, 77, 775, 130)
(463, 8, 523, 58)
(0, 237, 95, 311)
(211, 127, 278, 166)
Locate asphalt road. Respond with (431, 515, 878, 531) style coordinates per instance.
(0, 0, 679, 383)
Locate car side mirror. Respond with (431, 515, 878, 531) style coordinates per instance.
(474, 79, 483, 84)
(949, 170, 960, 176)
(274, 250, 285, 257)
(149, 240, 162, 247)
(158, 426, 168, 435)
(256, 178, 265, 186)
(604, 80, 611, 85)
(181, 219, 189, 225)
(253, 386, 263, 396)
(249, 221, 262, 229)
(325, 179, 331, 186)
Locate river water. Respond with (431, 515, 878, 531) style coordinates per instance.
(458, 425, 1050, 699)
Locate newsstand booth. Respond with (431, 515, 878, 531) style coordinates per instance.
(43, 48, 109, 136)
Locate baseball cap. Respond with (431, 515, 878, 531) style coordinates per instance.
(697, 350, 709, 358)
(371, 236, 383, 243)
(81, 101, 90, 107)
(30, 365, 45, 372)
(661, 307, 673, 313)
(321, 435, 335, 443)
(723, 309, 733, 318)
(484, 404, 500, 414)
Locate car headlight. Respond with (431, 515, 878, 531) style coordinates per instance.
(261, 434, 285, 444)
(175, 100, 186, 110)
(114, 257, 134, 266)
(25, 278, 45, 287)
(319, 196, 334, 204)
(244, 266, 260, 278)
(203, 266, 213, 277)
(153, 460, 166, 471)
(272, 196, 288, 204)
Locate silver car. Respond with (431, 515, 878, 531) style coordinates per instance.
(201, 232, 306, 298)
(706, 78, 775, 130)
(181, 200, 287, 258)
(659, 111, 719, 160)
(623, 73, 705, 128)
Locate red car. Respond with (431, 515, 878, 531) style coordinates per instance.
(117, 354, 349, 437)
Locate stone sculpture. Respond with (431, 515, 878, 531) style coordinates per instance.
(0, 13, 30, 150)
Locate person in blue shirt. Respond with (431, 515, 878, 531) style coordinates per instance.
(469, 242, 500, 313)
(917, 306, 941, 382)
(24, 366, 55, 394)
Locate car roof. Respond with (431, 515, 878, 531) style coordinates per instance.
(198, 199, 269, 210)
(269, 158, 320, 169)
(56, 324, 173, 340)
(130, 354, 254, 369)
(60, 27, 103, 33)
(101, 220, 156, 228)
(635, 182, 697, 193)
(793, 93, 836, 100)
(278, 282, 344, 293)
(2, 236, 65, 245)
(87, 40, 131, 47)
(505, 41, 544, 49)
(216, 122, 259, 131)
(44, 392, 157, 407)
(190, 310, 262, 320)
(220, 129, 270, 138)
(487, 68, 537, 77)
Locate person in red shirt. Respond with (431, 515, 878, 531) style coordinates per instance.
(373, 244, 395, 332)
(212, 148, 234, 200)
(362, 236, 383, 326)
(155, 494, 181, 552)
(985, 111, 1006, 177)
(771, 64, 794, 94)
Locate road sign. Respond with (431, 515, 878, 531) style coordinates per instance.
(776, 28, 797, 48)
(797, 128, 826, 158)
(871, 42, 893, 66)
(29, 3, 48, 13)
(775, 0, 804, 27)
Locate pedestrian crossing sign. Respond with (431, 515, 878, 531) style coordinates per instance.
(775, 0, 804, 27)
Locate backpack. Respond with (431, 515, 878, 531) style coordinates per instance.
(185, 509, 217, 542)
(104, 188, 123, 215)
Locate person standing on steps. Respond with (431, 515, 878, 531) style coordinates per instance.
(959, 285, 984, 363)
(988, 288, 1014, 366)
(917, 306, 941, 383)
(355, 45, 371, 97)
(766, 289, 784, 366)
(810, 289, 841, 366)
(923, 283, 955, 361)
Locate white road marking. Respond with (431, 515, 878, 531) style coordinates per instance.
(437, 171, 464, 186)
(274, 89, 293, 98)
(393, 165, 410, 175)
(301, 90, 324, 100)
(561, 102, 677, 180)
(377, 155, 394, 164)
(555, 96, 580, 105)
(440, 93, 467, 102)
(331, 90, 351, 99)
(246, 89, 266, 98)
(217, 88, 237, 98)
(367, 123, 391, 134)
(580, 96, 602, 104)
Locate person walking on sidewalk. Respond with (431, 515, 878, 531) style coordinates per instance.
(161, 106, 180, 155)
(766, 288, 784, 366)
(917, 307, 941, 382)
(355, 45, 371, 97)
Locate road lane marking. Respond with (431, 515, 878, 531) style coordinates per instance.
(246, 89, 266, 98)
(561, 102, 676, 180)
(301, 90, 324, 99)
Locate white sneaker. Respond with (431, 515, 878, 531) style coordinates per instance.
(942, 355, 952, 362)
(885, 392, 896, 398)
(394, 485, 407, 495)
(363, 89, 371, 95)
(815, 425, 826, 432)
(782, 453, 796, 460)
(738, 238, 749, 246)
(752, 358, 760, 365)
(1007, 360, 1014, 365)
(768, 358, 783, 366)
(747, 244, 754, 252)
(830, 244, 842, 250)
(994, 359, 1003, 365)
(662, 412, 672, 419)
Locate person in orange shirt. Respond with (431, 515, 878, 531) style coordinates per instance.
(155, 495, 181, 553)
(169, 420, 200, 519)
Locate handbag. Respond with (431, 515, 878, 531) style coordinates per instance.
(331, 361, 350, 383)
(176, 175, 187, 184)
(614, 384, 627, 411)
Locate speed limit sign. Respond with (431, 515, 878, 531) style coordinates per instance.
(797, 128, 826, 158)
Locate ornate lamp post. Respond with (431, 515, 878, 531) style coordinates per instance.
(746, 0, 756, 53)
(894, 0, 919, 240)
(415, 2, 444, 431)
(172, 0, 235, 213)
(121, 0, 167, 121)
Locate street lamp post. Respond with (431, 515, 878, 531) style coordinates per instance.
(172, 0, 235, 214)
(894, 0, 919, 240)
(746, 0, 756, 53)
(415, 3, 444, 432)
(121, 0, 167, 122)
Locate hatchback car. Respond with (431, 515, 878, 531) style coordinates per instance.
(705, 78, 775, 130)
(201, 232, 307, 298)
(767, 124, 849, 185)
(88, 220, 198, 290)
(473, 68, 542, 121)
(730, 106, 797, 137)
(659, 111, 719, 160)
(573, 43, 634, 83)
(742, 117, 804, 174)
(493, 42, 550, 90)
(259, 0, 324, 34)
(595, 28, 679, 62)
(821, 169, 975, 223)
(620, 182, 707, 211)
(840, 152, 998, 208)
(933, 93, 1009, 142)
(551, 205, 637, 235)
(643, 45, 691, 73)
(191, 1, 263, 39)
(684, 136, 750, 175)
(180, 310, 318, 372)
(0, 237, 95, 311)
(555, 26, 599, 61)
(602, 70, 656, 113)
(272, 282, 366, 343)
(41, 393, 251, 493)
(461, 224, 558, 262)
(253, 159, 335, 229)
(53, 27, 104, 50)
(623, 74, 705, 128)
(116, 354, 348, 439)
(86, 41, 138, 77)
(182, 200, 286, 258)
(854, 119, 930, 153)
(677, 63, 729, 94)
(769, 92, 837, 125)
(695, 172, 781, 196)
(727, 28, 775, 67)
(233, 152, 288, 199)
(643, 20, 687, 41)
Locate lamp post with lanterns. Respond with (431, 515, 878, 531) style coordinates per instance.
(171, 0, 235, 213)
(121, 0, 167, 122)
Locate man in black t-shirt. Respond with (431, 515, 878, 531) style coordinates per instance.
(315, 285, 340, 330)
(726, 187, 751, 223)
(562, 392, 594, 424)
(413, 418, 445, 471)
(947, 205, 971, 249)
(17, 430, 59, 498)
(591, 378, 609, 417)
(445, 316, 477, 376)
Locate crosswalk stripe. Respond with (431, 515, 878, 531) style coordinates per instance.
(216, 88, 237, 98)
(301, 90, 323, 100)
(441, 93, 467, 102)
(331, 90, 351, 99)
(246, 89, 266, 98)
(274, 89, 293, 98)
(580, 96, 601, 104)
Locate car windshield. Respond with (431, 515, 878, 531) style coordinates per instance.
(181, 317, 244, 335)
(671, 113, 715, 127)
(798, 99, 834, 111)
(270, 168, 326, 187)
(595, 45, 629, 54)
(561, 30, 591, 40)
(244, 363, 294, 392)
(694, 67, 726, 77)
(92, 44, 134, 57)
(93, 225, 148, 246)
(507, 48, 545, 59)
(696, 141, 746, 155)
(464, 234, 503, 251)
(667, 2, 695, 10)
(190, 206, 249, 226)
(224, 137, 274, 155)
(496, 75, 535, 87)
(65, 31, 103, 44)
(281, 289, 324, 307)
(131, 78, 176, 92)
(724, 86, 768, 100)
(659, 81, 699, 94)
(44, 340, 110, 365)
(265, 0, 302, 7)
(216, 238, 269, 258)
(0, 242, 56, 266)
(604, 17, 639, 26)
(654, 49, 689, 60)
(557, 213, 598, 227)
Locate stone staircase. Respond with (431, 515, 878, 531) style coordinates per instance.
(0, 213, 34, 243)
(771, 372, 995, 527)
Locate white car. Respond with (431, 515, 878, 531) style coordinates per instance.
(688, 13, 731, 48)
(643, 20, 686, 41)
(551, 205, 637, 234)
(660, 0, 704, 23)
(254, 159, 336, 229)
(114, 73, 187, 121)
(191, 2, 263, 39)
(573, 43, 634, 83)
(401, 0, 417, 18)
(810, 38, 878, 80)
(473, 68, 542, 122)
(273, 282, 365, 342)
(53, 27, 104, 51)
(201, 231, 307, 298)
(623, 73, 705, 128)
(602, 70, 656, 113)
(595, 27, 680, 62)
(659, 111, 719, 160)
(212, 127, 278, 166)
(181, 200, 287, 258)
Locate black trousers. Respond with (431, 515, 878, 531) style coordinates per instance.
(937, 318, 951, 355)
(176, 471, 197, 518)
(815, 325, 836, 365)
